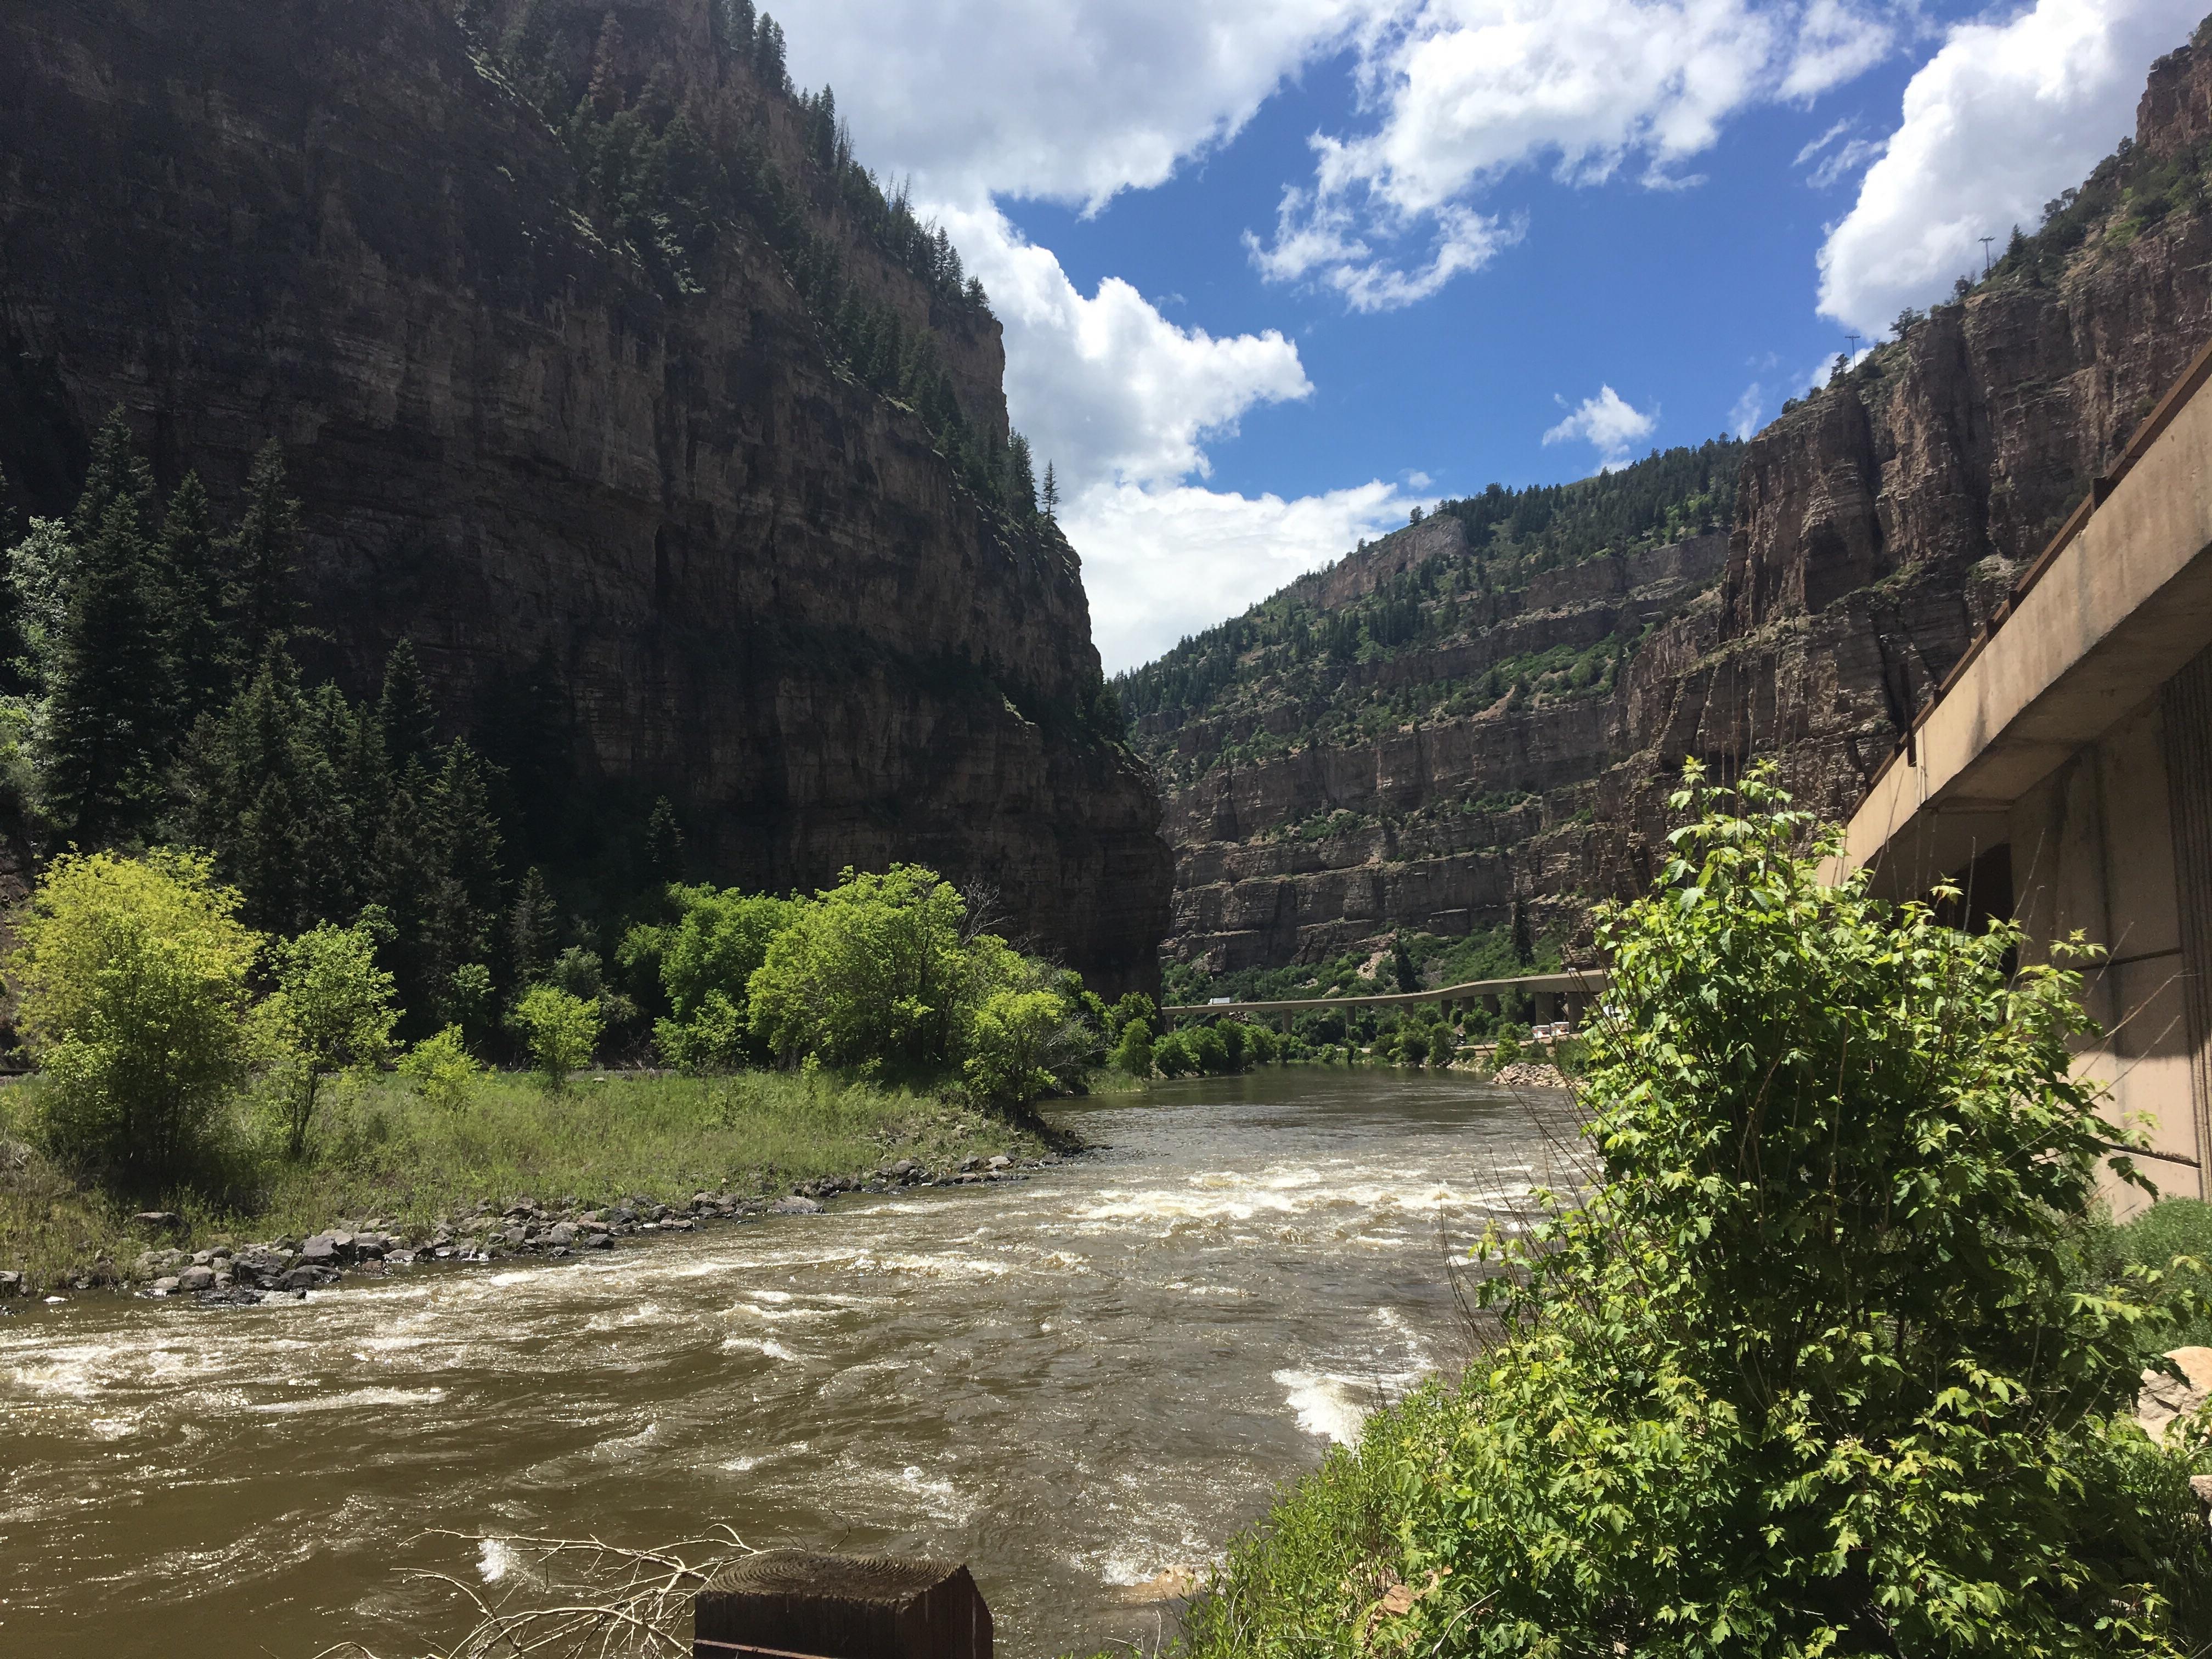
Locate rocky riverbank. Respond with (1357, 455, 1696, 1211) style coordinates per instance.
(0, 1071, 1077, 1307)
(77, 1152, 1070, 1311)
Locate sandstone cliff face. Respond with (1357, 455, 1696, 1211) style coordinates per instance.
(1150, 34, 2212, 975)
(0, 0, 1170, 990)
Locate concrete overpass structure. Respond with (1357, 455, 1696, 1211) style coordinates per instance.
(1160, 969, 1608, 1031)
(1835, 336, 2212, 1204)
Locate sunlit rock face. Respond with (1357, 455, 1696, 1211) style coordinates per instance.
(0, 0, 1170, 992)
(1152, 37, 2212, 975)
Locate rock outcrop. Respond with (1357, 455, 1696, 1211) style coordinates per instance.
(1143, 29, 2212, 974)
(0, 0, 1170, 990)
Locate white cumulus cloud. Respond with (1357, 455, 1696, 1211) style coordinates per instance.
(777, 0, 1363, 209)
(1255, 0, 1898, 309)
(939, 205, 1314, 494)
(1816, 0, 2203, 336)
(1543, 385, 1660, 470)
(1069, 479, 1424, 672)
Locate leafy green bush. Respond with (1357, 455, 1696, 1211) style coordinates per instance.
(1489, 1020, 1525, 1066)
(964, 988, 1071, 1109)
(8, 850, 261, 1190)
(1153, 1029, 1197, 1077)
(1112, 1017, 1155, 1076)
(1186, 765, 2212, 1658)
(398, 1025, 482, 1113)
(630, 885, 794, 1066)
(266, 918, 399, 1157)
(747, 864, 1013, 1073)
(509, 985, 602, 1091)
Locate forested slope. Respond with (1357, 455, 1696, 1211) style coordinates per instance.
(0, 0, 1170, 995)
(1127, 18, 2212, 991)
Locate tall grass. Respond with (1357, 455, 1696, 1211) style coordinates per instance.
(0, 1069, 1051, 1290)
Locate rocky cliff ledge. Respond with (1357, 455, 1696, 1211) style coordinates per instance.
(1133, 24, 2212, 977)
(0, 0, 1170, 991)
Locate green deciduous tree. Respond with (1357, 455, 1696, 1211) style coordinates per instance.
(964, 988, 1075, 1109)
(1111, 1016, 1154, 1077)
(266, 917, 399, 1157)
(8, 849, 261, 1189)
(398, 1025, 481, 1112)
(747, 864, 997, 1073)
(510, 984, 601, 1090)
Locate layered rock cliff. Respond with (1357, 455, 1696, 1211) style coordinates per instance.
(1132, 24, 2212, 980)
(0, 0, 1170, 990)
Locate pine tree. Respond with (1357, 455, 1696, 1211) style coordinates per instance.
(183, 651, 360, 935)
(153, 472, 230, 730)
(587, 10, 624, 115)
(1040, 462, 1059, 521)
(376, 637, 439, 780)
(1511, 897, 1534, 966)
(719, 0, 757, 57)
(1006, 431, 1037, 518)
(221, 439, 301, 670)
(421, 740, 506, 1014)
(753, 13, 786, 86)
(509, 866, 558, 986)
(643, 795, 685, 883)
(43, 415, 168, 847)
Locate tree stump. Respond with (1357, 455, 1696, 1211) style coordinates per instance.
(695, 1552, 991, 1659)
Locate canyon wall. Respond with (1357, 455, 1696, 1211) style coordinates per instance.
(1150, 35, 2212, 973)
(0, 0, 1170, 990)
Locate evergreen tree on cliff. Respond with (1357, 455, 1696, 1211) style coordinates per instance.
(151, 471, 230, 730)
(219, 440, 301, 670)
(41, 412, 169, 847)
(375, 637, 439, 781)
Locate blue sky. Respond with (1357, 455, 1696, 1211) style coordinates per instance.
(776, 0, 2205, 669)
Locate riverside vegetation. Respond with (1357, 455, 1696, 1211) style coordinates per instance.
(0, 411, 1158, 1298)
(1181, 768, 2212, 1658)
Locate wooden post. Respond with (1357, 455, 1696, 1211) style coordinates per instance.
(695, 1552, 992, 1659)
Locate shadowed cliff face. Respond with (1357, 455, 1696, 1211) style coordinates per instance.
(1147, 33, 2212, 976)
(0, 0, 1170, 992)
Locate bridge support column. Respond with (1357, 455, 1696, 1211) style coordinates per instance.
(1482, 994, 1501, 1018)
(1534, 991, 1559, 1026)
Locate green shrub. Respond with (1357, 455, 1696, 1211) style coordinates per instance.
(629, 885, 793, 1063)
(509, 985, 602, 1090)
(8, 850, 260, 1190)
(747, 864, 1013, 1072)
(964, 988, 1072, 1109)
(1153, 1028, 1197, 1077)
(1190, 1024, 1230, 1074)
(398, 1025, 481, 1112)
(1187, 764, 2212, 1658)
(266, 918, 399, 1158)
(1489, 1020, 1525, 1066)
(1111, 1017, 1155, 1076)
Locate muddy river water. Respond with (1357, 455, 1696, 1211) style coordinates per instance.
(1, 1070, 1582, 1658)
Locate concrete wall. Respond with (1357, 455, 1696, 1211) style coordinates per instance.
(2006, 693, 2202, 1210)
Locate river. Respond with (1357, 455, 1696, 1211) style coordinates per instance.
(0, 1070, 1583, 1658)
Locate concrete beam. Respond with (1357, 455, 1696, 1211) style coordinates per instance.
(1838, 340, 2212, 887)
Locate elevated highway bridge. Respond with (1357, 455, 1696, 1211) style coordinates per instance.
(1160, 969, 1609, 1031)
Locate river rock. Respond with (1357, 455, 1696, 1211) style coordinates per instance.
(0, 1271, 21, 1295)
(584, 1232, 613, 1250)
(132, 1211, 182, 1230)
(892, 1159, 916, 1178)
(151, 1276, 180, 1294)
(176, 1266, 216, 1292)
(770, 1196, 825, 1215)
(987, 1154, 1011, 1170)
(548, 1222, 578, 1246)
(2137, 1346, 2212, 1442)
(300, 1235, 338, 1264)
